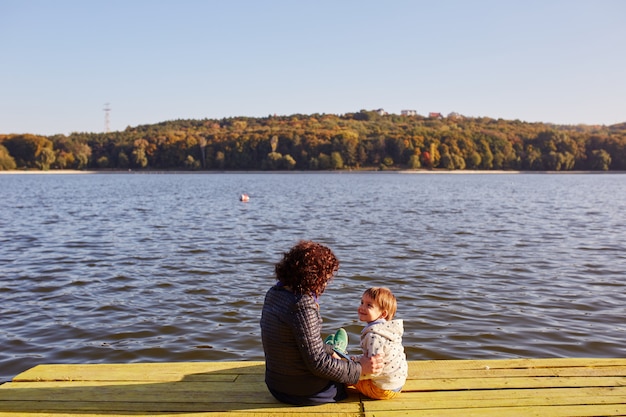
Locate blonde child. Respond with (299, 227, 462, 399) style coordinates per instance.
(351, 287, 407, 399)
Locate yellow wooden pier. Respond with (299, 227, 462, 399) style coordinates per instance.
(1, 358, 625, 416)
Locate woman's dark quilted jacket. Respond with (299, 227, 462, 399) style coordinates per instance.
(260, 285, 362, 396)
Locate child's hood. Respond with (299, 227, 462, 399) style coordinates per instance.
(363, 319, 404, 342)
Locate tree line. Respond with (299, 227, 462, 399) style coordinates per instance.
(1, 110, 625, 171)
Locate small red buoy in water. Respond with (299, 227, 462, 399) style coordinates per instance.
(240, 193, 250, 202)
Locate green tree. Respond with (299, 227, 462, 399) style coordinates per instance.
(283, 154, 297, 170)
(524, 146, 543, 170)
(408, 153, 421, 169)
(382, 156, 394, 168)
(197, 135, 207, 168)
(118, 151, 129, 168)
(385, 137, 405, 165)
(440, 152, 454, 169)
(0, 144, 17, 170)
(96, 156, 109, 168)
(467, 151, 482, 169)
(3, 134, 53, 168)
(477, 139, 494, 169)
(74, 143, 92, 169)
(263, 152, 283, 170)
(317, 152, 331, 170)
(334, 130, 359, 167)
(330, 151, 344, 169)
(184, 155, 200, 169)
(50, 136, 91, 169)
(606, 135, 626, 170)
(36, 147, 56, 170)
(452, 153, 466, 170)
(356, 144, 368, 166)
(54, 151, 71, 169)
(589, 149, 611, 171)
(214, 151, 225, 169)
(132, 139, 149, 168)
(132, 147, 148, 168)
(439, 144, 453, 169)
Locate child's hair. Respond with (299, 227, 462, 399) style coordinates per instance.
(364, 287, 397, 320)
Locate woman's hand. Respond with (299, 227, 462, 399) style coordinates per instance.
(359, 353, 383, 376)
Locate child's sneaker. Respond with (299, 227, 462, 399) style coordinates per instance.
(325, 328, 349, 356)
(332, 328, 348, 354)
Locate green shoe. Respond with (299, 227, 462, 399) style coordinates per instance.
(332, 328, 348, 354)
(325, 328, 349, 357)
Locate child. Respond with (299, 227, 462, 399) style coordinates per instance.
(352, 287, 408, 399)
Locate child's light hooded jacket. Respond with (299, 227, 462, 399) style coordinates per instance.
(358, 319, 408, 391)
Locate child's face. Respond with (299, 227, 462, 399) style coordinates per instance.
(358, 293, 386, 323)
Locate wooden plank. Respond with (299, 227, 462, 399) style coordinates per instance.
(363, 404, 626, 417)
(0, 375, 363, 414)
(409, 358, 626, 370)
(0, 399, 362, 414)
(0, 397, 358, 414)
(13, 359, 626, 382)
(12, 361, 266, 382)
(0, 380, 270, 394)
(363, 386, 626, 410)
(403, 376, 626, 391)
(0, 413, 362, 417)
(0, 382, 271, 402)
(0, 407, 363, 417)
(409, 365, 626, 379)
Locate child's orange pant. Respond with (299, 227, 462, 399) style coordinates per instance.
(351, 379, 400, 400)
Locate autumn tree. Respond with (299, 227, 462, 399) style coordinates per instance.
(132, 139, 149, 168)
(589, 149, 611, 171)
(330, 151, 344, 169)
(3, 134, 53, 168)
(2, 112, 625, 172)
(0, 144, 16, 170)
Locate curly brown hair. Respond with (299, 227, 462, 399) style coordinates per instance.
(275, 240, 339, 297)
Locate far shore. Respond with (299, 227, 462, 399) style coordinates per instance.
(1, 169, 624, 175)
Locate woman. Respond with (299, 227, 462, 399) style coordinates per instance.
(260, 240, 382, 405)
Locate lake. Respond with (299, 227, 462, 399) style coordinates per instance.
(1, 171, 625, 382)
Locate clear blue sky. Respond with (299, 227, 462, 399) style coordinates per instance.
(1, 0, 625, 135)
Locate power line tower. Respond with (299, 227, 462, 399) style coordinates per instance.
(103, 103, 111, 133)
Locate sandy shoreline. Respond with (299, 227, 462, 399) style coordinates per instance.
(0, 170, 102, 174)
(0, 169, 623, 175)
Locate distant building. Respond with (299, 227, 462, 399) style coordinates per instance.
(375, 108, 388, 116)
(401, 110, 418, 116)
(447, 112, 463, 120)
(429, 112, 443, 119)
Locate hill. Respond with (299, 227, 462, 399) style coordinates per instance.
(1, 110, 625, 171)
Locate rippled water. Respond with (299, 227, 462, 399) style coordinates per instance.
(1, 172, 625, 382)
